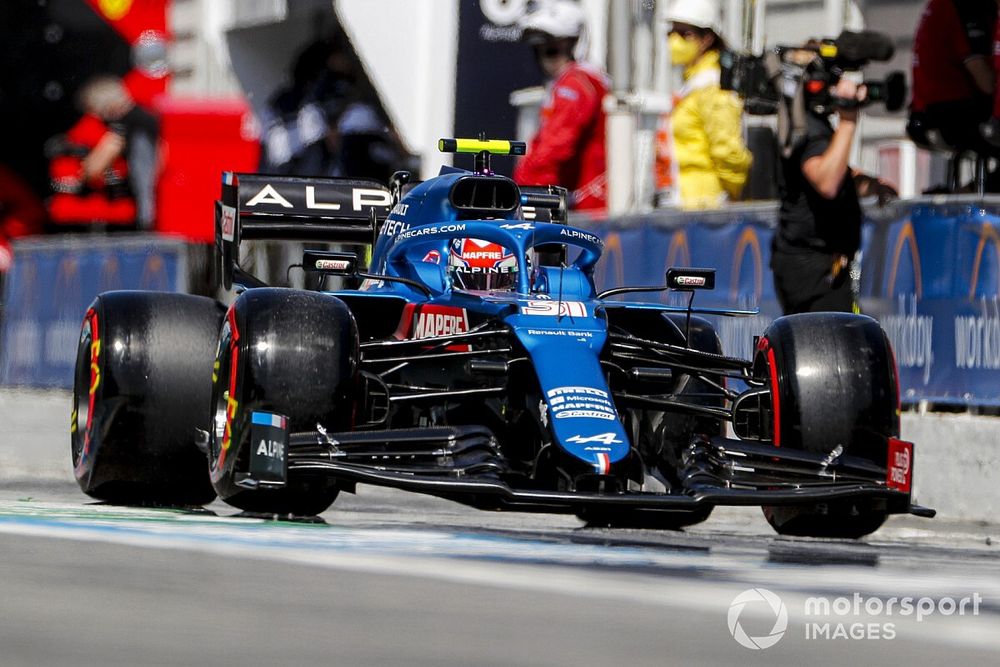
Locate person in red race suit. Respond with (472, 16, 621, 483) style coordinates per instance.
(513, 0, 609, 213)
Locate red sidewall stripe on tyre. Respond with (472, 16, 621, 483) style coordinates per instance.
(757, 336, 781, 448)
(76, 308, 101, 480)
(216, 308, 241, 473)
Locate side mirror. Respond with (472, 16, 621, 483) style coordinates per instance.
(303, 250, 360, 277)
(666, 267, 716, 290)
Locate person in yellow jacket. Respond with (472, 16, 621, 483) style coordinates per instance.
(655, 0, 752, 209)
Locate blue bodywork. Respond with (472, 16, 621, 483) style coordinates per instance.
(334, 170, 630, 474)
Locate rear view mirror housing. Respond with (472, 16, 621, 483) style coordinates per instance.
(303, 250, 360, 276)
(666, 268, 716, 290)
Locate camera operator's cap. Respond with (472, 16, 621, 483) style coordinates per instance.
(664, 0, 723, 38)
(518, 0, 586, 43)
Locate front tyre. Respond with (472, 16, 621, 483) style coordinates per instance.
(208, 289, 359, 516)
(755, 313, 899, 538)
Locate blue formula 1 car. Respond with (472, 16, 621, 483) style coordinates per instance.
(71, 138, 933, 537)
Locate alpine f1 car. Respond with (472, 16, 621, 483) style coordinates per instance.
(71, 138, 934, 537)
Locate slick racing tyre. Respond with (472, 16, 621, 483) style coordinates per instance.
(755, 313, 899, 538)
(71, 291, 222, 506)
(209, 288, 359, 516)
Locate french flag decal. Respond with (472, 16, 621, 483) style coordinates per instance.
(251, 411, 287, 429)
(594, 453, 611, 475)
(223, 172, 235, 186)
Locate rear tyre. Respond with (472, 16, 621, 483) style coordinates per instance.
(209, 288, 359, 516)
(71, 291, 222, 506)
(756, 313, 898, 538)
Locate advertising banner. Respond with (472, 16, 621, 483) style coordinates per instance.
(0, 235, 187, 388)
(5, 198, 1000, 405)
(861, 204, 1000, 405)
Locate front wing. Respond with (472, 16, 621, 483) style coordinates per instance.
(240, 423, 930, 518)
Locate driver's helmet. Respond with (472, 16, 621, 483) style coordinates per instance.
(448, 238, 519, 291)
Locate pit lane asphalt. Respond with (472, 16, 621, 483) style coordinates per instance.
(1, 390, 998, 666)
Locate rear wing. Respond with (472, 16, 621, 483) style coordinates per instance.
(215, 172, 392, 289)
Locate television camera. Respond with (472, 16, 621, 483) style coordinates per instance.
(720, 30, 906, 117)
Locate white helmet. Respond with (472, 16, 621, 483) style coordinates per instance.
(664, 0, 723, 37)
(518, 0, 586, 41)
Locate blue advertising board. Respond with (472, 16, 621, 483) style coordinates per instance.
(860, 202, 1000, 405)
(588, 204, 782, 363)
(585, 196, 1000, 406)
(0, 235, 188, 388)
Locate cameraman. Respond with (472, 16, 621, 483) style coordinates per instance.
(771, 77, 866, 314)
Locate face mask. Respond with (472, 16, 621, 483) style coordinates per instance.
(669, 33, 701, 66)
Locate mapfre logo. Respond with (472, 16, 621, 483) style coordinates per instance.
(412, 306, 469, 338)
